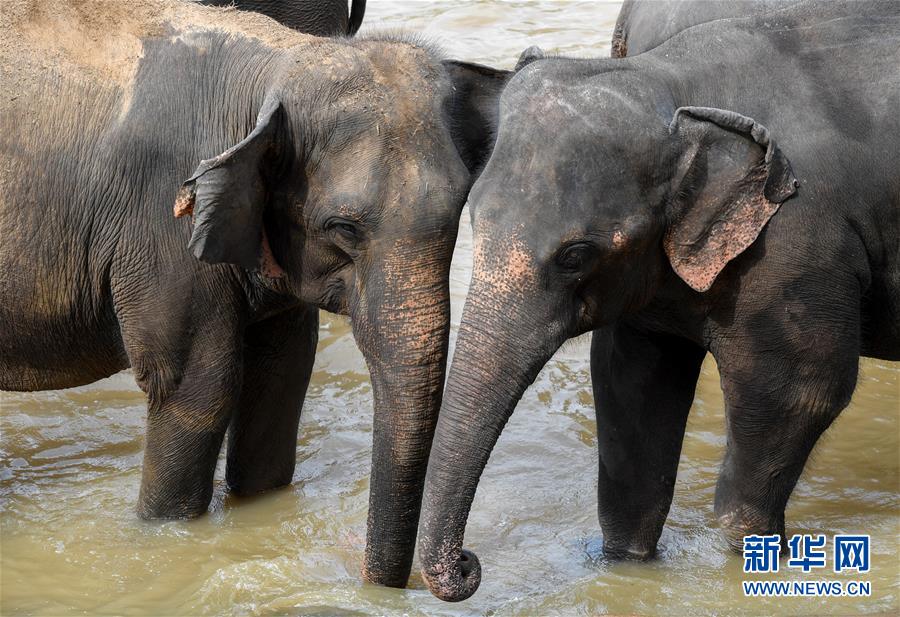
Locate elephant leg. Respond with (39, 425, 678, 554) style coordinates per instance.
(590, 322, 706, 559)
(111, 261, 248, 520)
(226, 303, 319, 495)
(711, 303, 859, 551)
(131, 309, 244, 520)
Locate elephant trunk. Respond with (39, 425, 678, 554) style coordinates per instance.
(418, 286, 559, 601)
(353, 236, 454, 588)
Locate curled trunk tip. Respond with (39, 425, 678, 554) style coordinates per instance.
(422, 549, 481, 602)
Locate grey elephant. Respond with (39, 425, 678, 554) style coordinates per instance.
(0, 0, 510, 588)
(198, 0, 366, 36)
(417, 0, 900, 601)
(610, 0, 802, 58)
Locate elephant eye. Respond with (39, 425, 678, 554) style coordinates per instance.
(556, 242, 596, 273)
(326, 218, 362, 243)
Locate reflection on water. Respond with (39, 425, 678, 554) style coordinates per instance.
(1, 2, 898, 615)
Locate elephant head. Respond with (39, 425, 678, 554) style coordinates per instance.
(418, 61, 797, 601)
(174, 38, 510, 588)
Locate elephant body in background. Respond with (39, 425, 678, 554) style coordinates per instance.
(611, 0, 802, 57)
(199, 0, 366, 36)
(417, 0, 900, 601)
(0, 0, 509, 588)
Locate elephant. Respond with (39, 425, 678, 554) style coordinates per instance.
(198, 0, 366, 36)
(417, 0, 900, 601)
(610, 0, 802, 58)
(0, 0, 510, 589)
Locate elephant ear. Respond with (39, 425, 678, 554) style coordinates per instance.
(665, 106, 799, 292)
(515, 46, 545, 71)
(441, 60, 512, 176)
(174, 97, 285, 276)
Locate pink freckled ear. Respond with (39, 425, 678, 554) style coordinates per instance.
(665, 107, 798, 293)
(612, 230, 627, 249)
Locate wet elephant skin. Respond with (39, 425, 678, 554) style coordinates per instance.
(417, 0, 900, 601)
(0, 0, 510, 589)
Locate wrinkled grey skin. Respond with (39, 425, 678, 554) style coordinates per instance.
(418, 0, 900, 601)
(199, 0, 366, 36)
(0, 0, 509, 589)
(611, 0, 802, 58)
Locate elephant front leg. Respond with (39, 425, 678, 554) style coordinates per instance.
(226, 303, 319, 495)
(135, 321, 244, 520)
(712, 328, 859, 552)
(590, 322, 706, 559)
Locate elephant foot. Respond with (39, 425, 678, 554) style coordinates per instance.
(226, 467, 294, 497)
(717, 506, 786, 554)
(602, 538, 658, 561)
(137, 493, 211, 520)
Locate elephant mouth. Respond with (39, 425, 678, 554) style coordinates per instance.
(317, 270, 351, 315)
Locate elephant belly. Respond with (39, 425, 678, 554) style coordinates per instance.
(0, 307, 129, 391)
(0, 253, 129, 391)
(0, 313, 129, 391)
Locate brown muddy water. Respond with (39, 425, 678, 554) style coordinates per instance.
(2, 2, 898, 615)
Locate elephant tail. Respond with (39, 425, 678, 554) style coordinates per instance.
(348, 0, 366, 35)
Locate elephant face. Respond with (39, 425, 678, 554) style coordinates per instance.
(418, 61, 798, 601)
(279, 53, 471, 319)
(465, 63, 799, 339)
(175, 40, 510, 588)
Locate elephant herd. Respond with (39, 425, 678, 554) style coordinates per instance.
(1, 0, 897, 603)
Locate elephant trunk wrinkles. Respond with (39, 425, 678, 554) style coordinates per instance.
(418, 289, 556, 602)
(354, 237, 454, 588)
